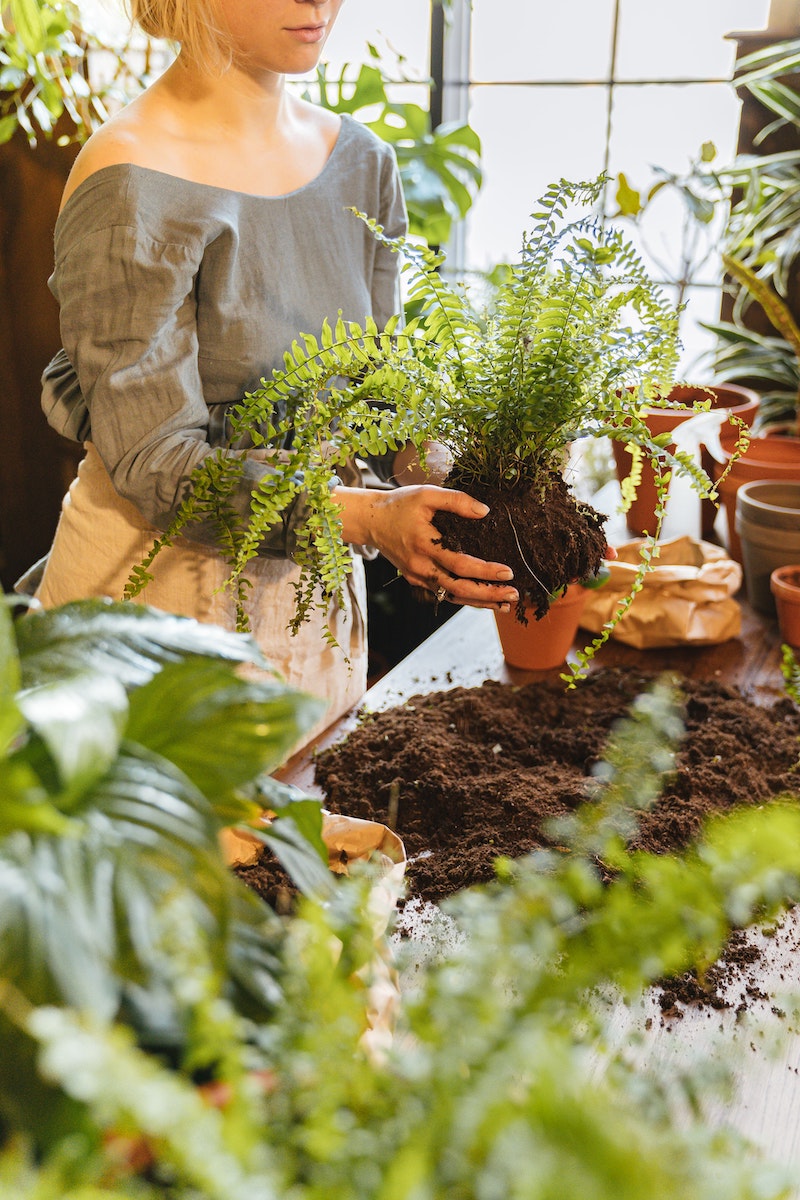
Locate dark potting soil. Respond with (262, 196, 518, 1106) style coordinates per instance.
(234, 667, 800, 1014)
(308, 666, 800, 1013)
(313, 667, 800, 903)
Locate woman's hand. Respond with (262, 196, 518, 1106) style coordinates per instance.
(334, 483, 519, 611)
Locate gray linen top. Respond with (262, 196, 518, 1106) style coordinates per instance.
(42, 114, 407, 556)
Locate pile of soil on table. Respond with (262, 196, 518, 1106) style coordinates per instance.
(309, 665, 800, 1014)
(234, 667, 800, 1013)
(314, 668, 800, 903)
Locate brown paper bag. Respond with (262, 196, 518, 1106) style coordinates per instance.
(580, 535, 742, 648)
(220, 810, 405, 874)
(221, 810, 407, 1060)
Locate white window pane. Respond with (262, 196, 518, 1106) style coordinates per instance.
(616, 0, 770, 80)
(470, 0, 616, 82)
(323, 0, 431, 79)
(672, 285, 730, 379)
(463, 86, 609, 271)
(605, 83, 745, 297)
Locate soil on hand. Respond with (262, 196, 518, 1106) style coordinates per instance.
(432, 470, 608, 619)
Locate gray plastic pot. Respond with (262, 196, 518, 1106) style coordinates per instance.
(735, 480, 800, 614)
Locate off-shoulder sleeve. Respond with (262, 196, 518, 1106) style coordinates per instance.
(50, 200, 315, 557)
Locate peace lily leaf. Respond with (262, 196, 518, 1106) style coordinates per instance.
(0, 839, 120, 1018)
(0, 746, 237, 1022)
(95, 745, 220, 852)
(0, 598, 24, 756)
(257, 814, 335, 901)
(266, 795, 327, 863)
(16, 672, 128, 794)
(125, 659, 326, 814)
(0, 759, 76, 836)
(16, 599, 271, 690)
(246, 776, 329, 867)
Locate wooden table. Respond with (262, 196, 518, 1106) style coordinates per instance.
(279, 597, 800, 1185)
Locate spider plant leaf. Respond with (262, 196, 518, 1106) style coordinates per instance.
(722, 253, 800, 362)
(16, 599, 269, 692)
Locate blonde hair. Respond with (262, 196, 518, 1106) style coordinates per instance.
(128, 0, 233, 73)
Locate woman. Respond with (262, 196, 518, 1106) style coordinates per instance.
(35, 0, 519, 738)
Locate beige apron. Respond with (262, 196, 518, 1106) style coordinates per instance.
(36, 444, 368, 751)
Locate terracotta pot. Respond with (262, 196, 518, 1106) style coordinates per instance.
(771, 565, 800, 648)
(714, 430, 800, 563)
(735, 480, 800, 614)
(612, 383, 760, 539)
(494, 582, 587, 670)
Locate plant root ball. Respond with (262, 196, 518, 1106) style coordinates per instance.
(433, 471, 608, 620)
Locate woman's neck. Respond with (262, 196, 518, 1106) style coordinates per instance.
(155, 53, 291, 142)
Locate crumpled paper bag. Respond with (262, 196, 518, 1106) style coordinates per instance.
(579, 535, 742, 648)
(221, 810, 406, 1061)
(220, 810, 405, 874)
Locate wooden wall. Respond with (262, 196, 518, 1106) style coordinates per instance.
(0, 133, 82, 592)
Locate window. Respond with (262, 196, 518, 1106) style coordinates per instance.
(445, 0, 773, 374)
(81, 0, 782, 373)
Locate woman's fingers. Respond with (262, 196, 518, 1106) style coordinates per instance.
(335, 482, 519, 610)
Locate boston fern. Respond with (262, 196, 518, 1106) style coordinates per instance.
(128, 175, 716, 660)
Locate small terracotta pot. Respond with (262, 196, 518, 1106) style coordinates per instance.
(494, 582, 587, 670)
(612, 383, 760, 539)
(771, 565, 800, 648)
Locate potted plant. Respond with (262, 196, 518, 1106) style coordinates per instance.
(703, 253, 800, 558)
(702, 39, 800, 439)
(5, 656, 800, 1197)
(131, 175, 733, 682)
(493, 565, 610, 671)
(610, 150, 763, 538)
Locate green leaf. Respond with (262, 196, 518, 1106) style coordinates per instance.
(0, 115, 19, 145)
(125, 659, 326, 814)
(259, 812, 335, 900)
(8, 0, 47, 54)
(0, 599, 24, 756)
(17, 600, 270, 691)
(0, 759, 75, 836)
(269, 794, 327, 860)
(615, 173, 642, 217)
(16, 672, 128, 794)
